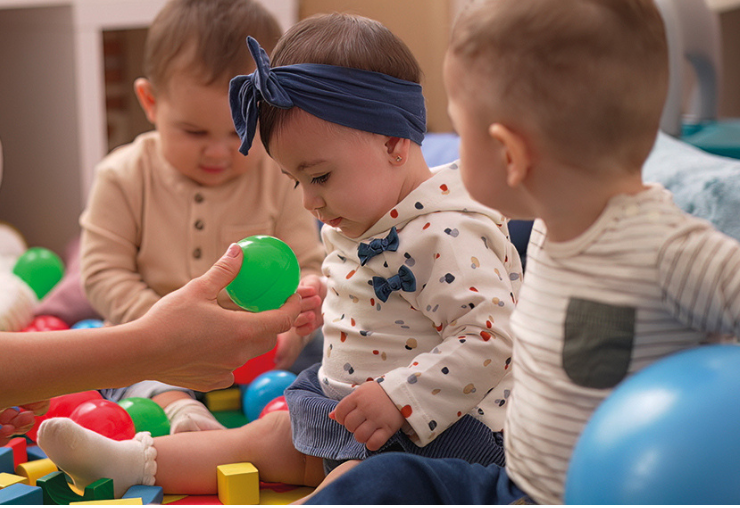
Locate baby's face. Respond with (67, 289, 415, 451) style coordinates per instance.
(148, 73, 265, 187)
(444, 51, 533, 219)
(269, 110, 405, 239)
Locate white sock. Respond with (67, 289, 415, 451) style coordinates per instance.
(37, 418, 157, 498)
(164, 398, 226, 434)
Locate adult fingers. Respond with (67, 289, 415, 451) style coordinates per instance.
(245, 294, 302, 338)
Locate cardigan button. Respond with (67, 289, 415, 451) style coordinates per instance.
(194, 219, 204, 230)
(194, 193, 204, 203)
(193, 248, 202, 259)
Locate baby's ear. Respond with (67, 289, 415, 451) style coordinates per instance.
(489, 123, 530, 187)
(385, 137, 410, 165)
(134, 78, 158, 125)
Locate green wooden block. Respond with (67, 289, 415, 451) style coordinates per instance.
(38, 472, 114, 505)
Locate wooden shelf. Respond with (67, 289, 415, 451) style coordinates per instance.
(0, 0, 295, 254)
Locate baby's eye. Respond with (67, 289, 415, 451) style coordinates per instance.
(185, 130, 207, 137)
(311, 173, 330, 185)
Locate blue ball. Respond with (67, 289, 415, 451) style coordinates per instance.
(565, 344, 740, 504)
(71, 319, 105, 329)
(242, 370, 297, 421)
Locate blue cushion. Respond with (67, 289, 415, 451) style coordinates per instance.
(421, 132, 740, 260)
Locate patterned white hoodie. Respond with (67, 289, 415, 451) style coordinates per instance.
(318, 161, 523, 446)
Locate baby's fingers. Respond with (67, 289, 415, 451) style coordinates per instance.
(331, 397, 356, 425)
(0, 408, 19, 425)
(296, 285, 318, 298)
(365, 428, 393, 452)
(11, 412, 36, 434)
(293, 311, 315, 329)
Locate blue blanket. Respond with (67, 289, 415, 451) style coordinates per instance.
(422, 132, 740, 242)
(644, 132, 740, 241)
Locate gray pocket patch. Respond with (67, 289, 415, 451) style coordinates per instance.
(563, 298, 635, 389)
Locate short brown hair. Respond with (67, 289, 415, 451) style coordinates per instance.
(144, 0, 282, 93)
(259, 13, 423, 152)
(450, 0, 669, 170)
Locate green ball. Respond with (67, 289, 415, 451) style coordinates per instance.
(118, 397, 170, 437)
(226, 235, 300, 312)
(12, 247, 65, 300)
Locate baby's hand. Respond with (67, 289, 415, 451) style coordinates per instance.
(274, 328, 308, 370)
(329, 381, 405, 451)
(293, 276, 325, 336)
(0, 401, 48, 445)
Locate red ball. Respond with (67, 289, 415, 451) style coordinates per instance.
(26, 390, 103, 442)
(69, 399, 136, 441)
(22, 315, 69, 332)
(258, 395, 289, 419)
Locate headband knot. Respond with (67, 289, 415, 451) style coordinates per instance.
(229, 36, 426, 155)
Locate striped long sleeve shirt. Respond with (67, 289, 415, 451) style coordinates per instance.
(505, 183, 740, 504)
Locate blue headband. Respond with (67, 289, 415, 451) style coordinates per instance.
(229, 37, 426, 155)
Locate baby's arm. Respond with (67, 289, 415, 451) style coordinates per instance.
(80, 167, 160, 324)
(274, 274, 326, 369)
(377, 213, 520, 445)
(270, 177, 326, 369)
(659, 223, 740, 336)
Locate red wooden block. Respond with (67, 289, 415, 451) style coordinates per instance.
(168, 494, 223, 505)
(4, 437, 27, 469)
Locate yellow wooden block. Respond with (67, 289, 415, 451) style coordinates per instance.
(161, 494, 187, 504)
(204, 387, 242, 412)
(0, 472, 28, 489)
(260, 486, 315, 505)
(16, 458, 57, 486)
(70, 499, 143, 505)
(217, 462, 259, 505)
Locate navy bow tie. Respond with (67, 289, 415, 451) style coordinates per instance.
(372, 265, 416, 302)
(357, 227, 399, 266)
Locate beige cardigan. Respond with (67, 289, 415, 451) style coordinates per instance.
(80, 131, 324, 324)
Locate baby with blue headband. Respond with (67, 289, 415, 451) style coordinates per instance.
(34, 13, 523, 498)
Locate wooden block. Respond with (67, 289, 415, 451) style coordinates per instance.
(0, 483, 43, 505)
(122, 485, 163, 505)
(0, 474, 27, 489)
(3, 439, 26, 471)
(0, 450, 12, 475)
(15, 458, 57, 486)
(70, 499, 142, 505)
(204, 388, 242, 412)
(217, 462, 259, 505)
(37, 471, 114, 504)
(26, 445, 47, 462)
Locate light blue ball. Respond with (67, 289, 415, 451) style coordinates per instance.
(71, 319, 104, 329)
(565, 344, 740, 504)
(242, 370, 297, 421)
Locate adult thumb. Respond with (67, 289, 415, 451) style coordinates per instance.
(198, 243, 242, 298)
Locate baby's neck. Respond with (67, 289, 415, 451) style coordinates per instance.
(536, 163, 645, 243)
(396, 147, 433, 204)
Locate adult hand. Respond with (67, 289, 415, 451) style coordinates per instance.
(329, 381, 405, 451)
(134, 244, 302, 392)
